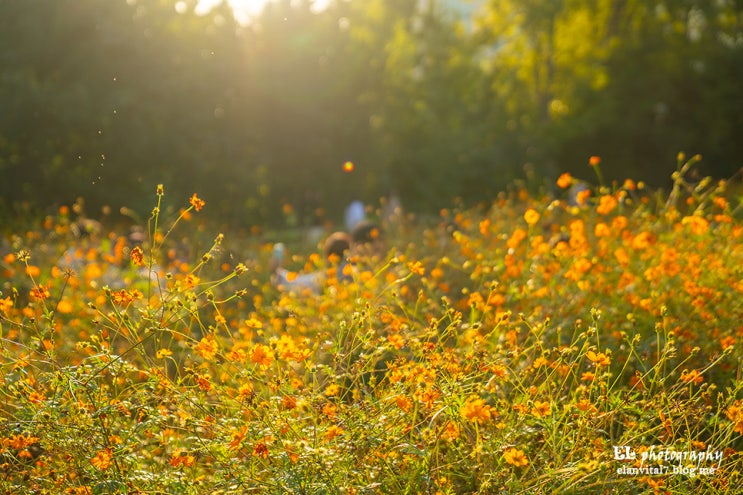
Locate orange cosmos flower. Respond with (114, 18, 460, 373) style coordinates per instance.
(228, 426, 248, 451)
(441, 421, 460, 441)
(111, 289, 142, 306)
(720, 336, 736, 350)
(282, 395, 297, 410)
(589, 155, 601, 166)
(631, 231, 655, 250)
(713, 196, 728, 209)
(56, 299, 74, 314)
(395, 394, 414, 412)
(556, 173, 573, 189)
(90, 448, 113, 471)
(531, 400, 552, 418)
(461, 397, 493, 423)
(238, 382, 254, 401)
(6, 434, 39, 450)
(575, 189, 591, 205)
(596, 194, 618, 215)
(250, 344, 274, 368)
(503, 447, 529, 467)
(189, 193, 206, 212)
(387, 333, 405, 350)
(170, 450, 196, 468)
(680, 369, 704, 385)
(407, 260, 425, 276)
(0, 296, 13, 315)
(252, 442, 269, 459)
(681, 215, 709, 235)
(523, 208, 540, 226)
(25, 265, 41, 277)
(322, 402, 338, 418)
(130, 246, 144, 266)
(594, 222, 611, 237)
(324, 425, 344, 441)
(194, 337, 219, 360)
(576, 398, 597, 412)
(581, 371, 595, 381)
(30, 285, 50, 301)
(725, 401, 743, 434)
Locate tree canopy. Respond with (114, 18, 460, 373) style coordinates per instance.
(1, 0, 741, 226)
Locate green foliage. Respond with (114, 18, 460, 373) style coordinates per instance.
(1, 0, 742, 224)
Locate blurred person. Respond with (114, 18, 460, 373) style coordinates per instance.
(344, 200, 366, 232)
(350, 220, 385, 260)
(271, 231, 352, 293)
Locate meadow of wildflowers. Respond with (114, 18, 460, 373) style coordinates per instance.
(1, 157, 743, 494)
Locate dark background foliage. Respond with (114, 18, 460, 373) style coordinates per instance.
(1, 0, 741, 227)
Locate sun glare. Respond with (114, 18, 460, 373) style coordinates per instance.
(195, 0, 333, 24)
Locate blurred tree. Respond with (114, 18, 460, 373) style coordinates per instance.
(0, 0, 740, 226)
(0, 0, 245, 217)
(473, 0, 743, 186)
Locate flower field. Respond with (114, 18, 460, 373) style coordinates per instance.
(2, 158, 743, 494)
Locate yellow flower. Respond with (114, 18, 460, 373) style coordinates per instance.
(586, 350, 611, 367)
(156, 348, 173, 359)
(244, 315, 263, 329)
(523, 208, 540, 226)
(503, 447, 529, 467)
(189, 193, 206, 212)
(324, 383, 341, 397)
(531, 400, 552, 418)
(183, 274, 200, 290)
